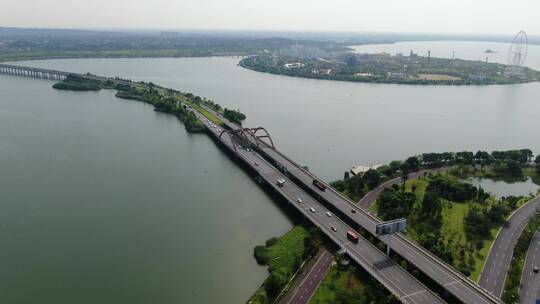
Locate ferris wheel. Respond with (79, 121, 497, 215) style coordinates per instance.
(507, 31, 528, 68)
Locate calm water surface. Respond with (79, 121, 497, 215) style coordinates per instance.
(3, 40, 540, 303)
(463, 177, 539, 198)
(0, 76, 292, 304)
(15, 41, 540, 180)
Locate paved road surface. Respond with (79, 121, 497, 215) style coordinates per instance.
(479, 197, 540, 297)
(281, 249, 333, 304)
(520, 229, 540, 304)
(255, 143, 500, 304)
(196, 113, 445, 304)
(283, 169, 449, 304)
(205, 106, 500, 304)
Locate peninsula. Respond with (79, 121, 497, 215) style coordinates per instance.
(240, 52, 540, 85)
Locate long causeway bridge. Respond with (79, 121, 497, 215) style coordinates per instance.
(2, 64, 503, 304)
(0, 64, 72, 80)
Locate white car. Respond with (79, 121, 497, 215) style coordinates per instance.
(309, 207, 316, 213)
(326, 212, 332, 217)
(297, 198, 303, 203)
(331, 226, 337, 232)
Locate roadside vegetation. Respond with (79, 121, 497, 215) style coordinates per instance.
(248, 224, 323, 304)
(502, 212, 540, 303)
(331, 149, 538, 281)
(52, 74, 105, 91)
(309, 264, 398, 304)
(223, 108, 247, 125)
(51, 75, 247, 133)
(393, 175, 530, 280)
(332, 149, 538, 201)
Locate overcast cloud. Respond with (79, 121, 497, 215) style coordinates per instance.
(1, 0, 538, 34)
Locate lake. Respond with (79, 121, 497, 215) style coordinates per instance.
(13, 41, 540, 181)
(2, 40, 540, 303)
(0, 75, 293, 304)
(463, 176, 539, 198)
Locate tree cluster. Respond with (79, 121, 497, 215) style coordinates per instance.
(377, 185, 416, 221)
(223, 108, 247, 125)
(330, 169, 382, 201)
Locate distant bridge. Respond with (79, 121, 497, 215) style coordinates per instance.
(0, 64, 72, 80)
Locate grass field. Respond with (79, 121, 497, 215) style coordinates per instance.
(403, 177, 499, 281)
(309, 265, 367, 304)
(248, 225, 310, 304)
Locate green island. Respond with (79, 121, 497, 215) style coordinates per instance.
(240, 52, 540, 85)
(51, 75, 246, 132)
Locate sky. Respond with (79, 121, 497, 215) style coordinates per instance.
(1, 0, 539, 35)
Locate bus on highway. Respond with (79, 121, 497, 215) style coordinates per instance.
(347, 231, 359, 243)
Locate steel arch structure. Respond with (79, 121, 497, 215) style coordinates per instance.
(219, 127, 276, 151)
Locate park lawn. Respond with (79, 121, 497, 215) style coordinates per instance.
(430, 200, 498, 281)
(472, 227, 499, 281)
(404, 177, 500, 281)
(309, 265, 366, 304)
(405, 177, 429, 202)
(267, 225, 309, 271)
(248, 225, 310, 304)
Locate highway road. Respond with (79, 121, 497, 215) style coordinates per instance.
(288, 168, 449, 304)
(256, 145, 500, 304)
(0, 65, 484, 304)
(204, 106, 501, 304)
(479, 197, 540, 297)
(358, 168, 448, 209)
(520, 230, 540, 304)
(281, 249, 333, 304)
(195, 112, 445, 304)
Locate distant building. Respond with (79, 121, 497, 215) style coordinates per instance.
(468, 74, 487, 81)
(350, 164, 383, 176)
(160, 31, 179, 38)
(283, 62, 304, 69)
(387, 72, 407, 79)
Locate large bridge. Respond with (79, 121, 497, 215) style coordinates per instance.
(0, 64, 72, 80)
(3, 64, 503, 304)
(204, 108, 503, 304)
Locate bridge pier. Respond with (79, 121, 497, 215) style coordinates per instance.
(0, 64, 68, 81)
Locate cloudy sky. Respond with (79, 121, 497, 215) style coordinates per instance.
(2, 0, 538, 34)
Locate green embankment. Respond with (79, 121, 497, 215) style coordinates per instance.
(51, 77, 227, 133)
(248, 225, 311, 304)
(309, 266, 367, 304)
